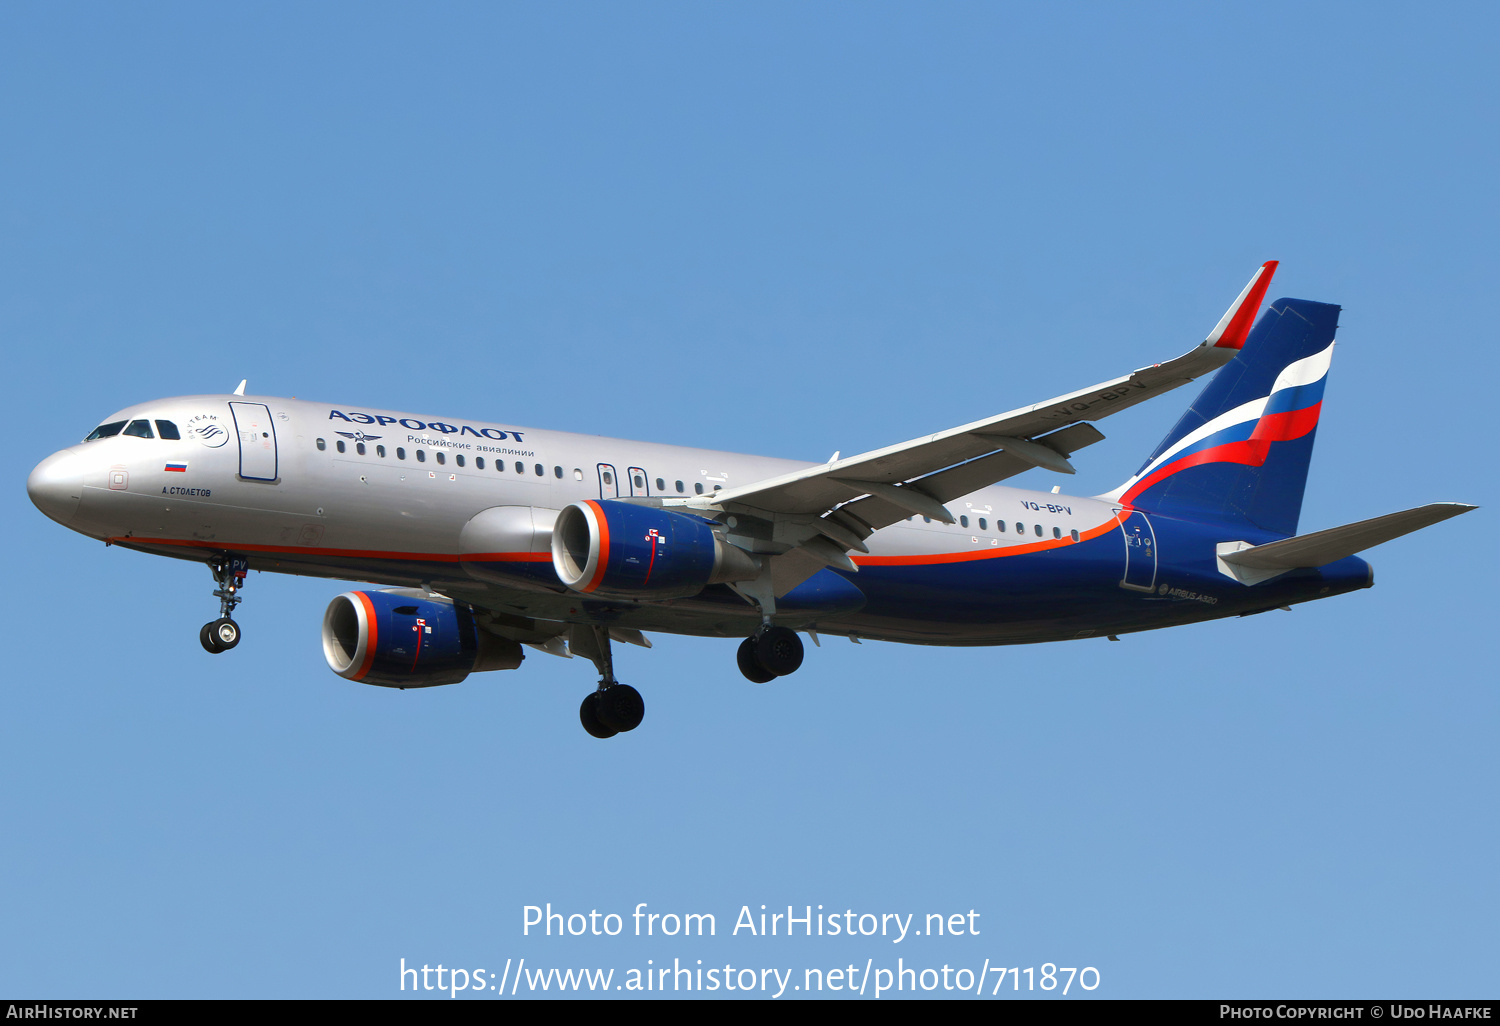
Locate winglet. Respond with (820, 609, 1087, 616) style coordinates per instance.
(233, 379, 247, 396)
(1204, 260, 1278, 350)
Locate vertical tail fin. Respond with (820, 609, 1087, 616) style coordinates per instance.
(1110, 298, 1341, 537)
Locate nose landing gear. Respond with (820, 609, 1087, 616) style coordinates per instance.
(200, 555, 247, 654)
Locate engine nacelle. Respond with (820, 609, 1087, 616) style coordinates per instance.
(322, 590, 523, 689)
(551, 500, 758, 599)
(459, 505, 561, 589)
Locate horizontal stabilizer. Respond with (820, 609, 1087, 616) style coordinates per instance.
(1220, 503, 1477, 572)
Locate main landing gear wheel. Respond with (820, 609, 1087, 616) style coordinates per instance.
(579, 692, 618, 739)
(737, 626, 804, 681)
(596, 684, 645, 733)
(754, 625, 803, 676)
(737, 637, 777, 683)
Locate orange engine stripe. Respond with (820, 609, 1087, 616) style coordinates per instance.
(582, 500, 610, 593)
(353, 591, 379, 681)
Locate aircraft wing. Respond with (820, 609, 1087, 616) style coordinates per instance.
(664, 262, 1280, 548)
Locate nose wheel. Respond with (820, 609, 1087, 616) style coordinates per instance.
(200, 618, 241, 653)
(200, 555, 247, 654)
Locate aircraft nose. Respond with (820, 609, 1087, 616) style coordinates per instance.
(28, 450, 85, 526)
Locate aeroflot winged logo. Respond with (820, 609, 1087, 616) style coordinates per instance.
(1117, 342, 1334, 506)
(328, 409, 526, 442)
(335, 430, 383, 443)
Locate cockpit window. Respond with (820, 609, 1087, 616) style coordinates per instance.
(123, 419, 155, 439)
(84, 421, 127, 441)
(155, 420, 181, 440)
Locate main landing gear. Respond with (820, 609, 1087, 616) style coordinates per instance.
(574, 625, 645, 739)
(726, 575, 806, 683)
(199, 555, 247, 654)
(736, 624, 804, 683)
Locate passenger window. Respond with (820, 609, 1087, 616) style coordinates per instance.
(555, 466, 563, 479)
(960, 515, 969, 528)
(377, 445, 386, 458)
(514, 462, 524, 474)
(475, 457, 484, 469)
(316, 438, 326, 451)
(85, 421, 127, 441)
(336, 440, 346, 453)
(1053, 526, 1062, 539)
(923, 516, 931, 524)
(534, 464, 543, 476)
(603, 471, 614, 485)
(979, 518, 988, 531)
(694, 483, 704, 495)
(397, 447, 406, 460)
(155, 420, 181, 440)
(456, 455, 465, 467)
(655, 478, 665, 491)
(1070, 529, 1080, 542)
(633, 474, 645, 489)
(574, 468, 583, 481)
(356, 442, 366, 455)
(123, 419, 154, 439)
(997, 520, 1005, 532)
(436, 452, 446, 465)
(676, 481, 684, 493)
(714, 484, 722, 491)
(416, 450, 426, 463)
(1015, 522, 1024, 534)
(1034, 524, 1043, 537)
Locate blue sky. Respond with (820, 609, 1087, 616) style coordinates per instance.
(2, 2, 1495, 999)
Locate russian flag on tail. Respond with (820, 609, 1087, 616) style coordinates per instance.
(1109, 297, 1341, 537)
(1118, 343, 1332, 506)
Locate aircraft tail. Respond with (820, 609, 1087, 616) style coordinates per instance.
(1109, 297, 1340, 537)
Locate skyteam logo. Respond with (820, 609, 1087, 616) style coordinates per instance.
(187, 412, 229, 448)
(1115, 342, 1334, 506)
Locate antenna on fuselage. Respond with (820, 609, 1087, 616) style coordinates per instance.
(233, 380, 247, 396)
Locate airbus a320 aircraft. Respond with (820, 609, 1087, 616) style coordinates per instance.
(28, 264, 1474, 738)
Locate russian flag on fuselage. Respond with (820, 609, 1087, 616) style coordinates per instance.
(1109, 299, 1340, 537)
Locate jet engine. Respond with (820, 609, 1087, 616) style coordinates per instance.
(551, 500, 758, 599)
(322, 590, 523, 688)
